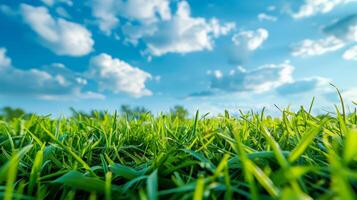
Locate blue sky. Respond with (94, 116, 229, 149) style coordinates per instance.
(0, 0, 357, 116)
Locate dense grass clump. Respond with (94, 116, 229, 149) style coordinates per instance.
(1, 102, 357, 199)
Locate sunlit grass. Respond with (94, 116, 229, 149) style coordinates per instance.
(0, 98, 357, 199)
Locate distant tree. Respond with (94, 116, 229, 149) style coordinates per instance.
(69, 107, 107, 120)
(170, 105, 189, 120)
(120, 105, 151, 120)
(0, 106, 27, 121)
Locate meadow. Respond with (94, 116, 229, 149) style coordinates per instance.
(0, 94, 357, 199)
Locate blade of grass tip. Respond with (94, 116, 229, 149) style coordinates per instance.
(193, 177, 205, 200)
(344, 129, 357, 163)
(308, 97, 315, 115)
(237, 141, 259, 200)
(330, 83, 346, 123)
(330, 152, 355, 200)
(246, 160, 280, 198)
(105, 172, 112, 200)
(260, 107, 266, 122)
(29, 144, 45, 195)
(214, 154, 230, 178)
(41, 125, 92, 173)
(4, 145, 33, 200)
(192, 110, 199, 136)
(0, 145, 33, 182)
(223, 160, 232, 200)
(288, 119, 328, 163)
(260, 124, 289, 169)
(147, 169, 158, 200)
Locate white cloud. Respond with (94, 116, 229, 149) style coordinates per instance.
(292, 0, 357, 19)
(232, 28, 269, 51)
(267, 5, 276, 11)
(209, 62, 294, 93)
(20, 4, 94, 56)
(55, 7, 71, 19)
(258, 13, 277, 22)
(276, 77, 331, 95)
(91, 0, 235, 56)
(191, 62, 335, 98)
(292, 14, 357, 58)
(91, 0, 120, 36)
(41, 0, 73, 7)
(323, 14, 357, 42)
(128, 1, 235, 56)
(292, 36, 345, 57)
(342, 88, 357, 102)
(91, 0, 171, 36)
(343, 45, 357, 60)
(88, 53, 152, 97)
(0, 47, 103, 99)
(117, 0, 171, 23)
(0, 48, 11, 68)
(0, 4, 17, 16)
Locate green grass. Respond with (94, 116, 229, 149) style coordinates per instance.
(0, 101, 357, 199)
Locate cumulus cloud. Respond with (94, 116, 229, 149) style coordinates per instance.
(0, 47, 103, 99)
(125, 1, 235, 56)
(292, 36, 345, 57)
(232, 28, 269, 51)
(343, 45, 357, 60)
(90, 0, 235, 56)
(20, 4, 94, 56)
(91, 0, 171, 36)
(258, 13, 277, 22)
(291, 0, 357, 19)
(88, 53, 153, 97)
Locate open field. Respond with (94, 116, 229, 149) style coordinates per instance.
(1, 99, 357, 200)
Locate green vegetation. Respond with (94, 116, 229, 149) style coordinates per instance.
(0, 99, 357, 200)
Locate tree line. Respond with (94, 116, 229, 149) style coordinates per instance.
(0, 105, 189, 121)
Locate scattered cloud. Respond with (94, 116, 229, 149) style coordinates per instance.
(90, 0, 171, 36)
(341, 88, 357, 102)
(90, 0, 235, 56)
(125, 1, 235, 56)
(258, 13, 277, 22)
(276, 77, 330, 95)
(292, 36, 345, 57)
(209, 62, 294, 93)
(0, 4, 17, 16)
(323, 14, 357, 42)
(190, 62, 334, 98)
(0, 48, 11, 68)
(267, 5, 276, 11)
(55, 7, 71, 19)
(343, 45, 357, 60)
(41, 0, 73, 7)
(232, 28, 269, 51)
(292, 14, 357, 57)
(20, 4, 94, 56)
(0, 47, 103, 99)
(88, 53, 153, 97)
(291, 0, 357, 19)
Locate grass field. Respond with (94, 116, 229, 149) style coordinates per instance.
(1, 96, 357, 199)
